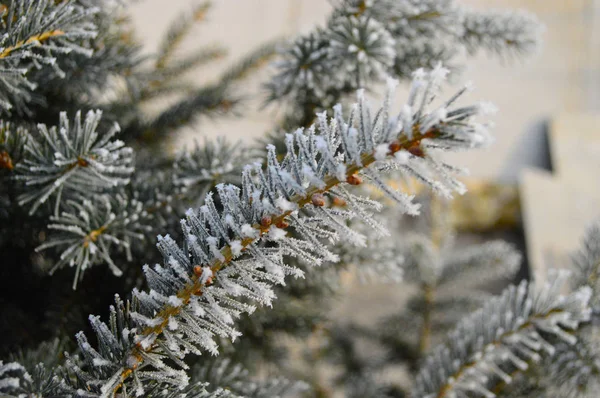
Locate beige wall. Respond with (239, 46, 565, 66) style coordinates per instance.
(130, 0, 600, 181)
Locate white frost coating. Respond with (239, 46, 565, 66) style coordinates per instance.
(275, 196, 297, 212)
(430, 63, 450, 81)
(412, 272, 592, 398)
(199, 267, 213, 284)
(206, 237, 225, 261)
(268, 227, 287, 241)
(394, 150, 410, 164)
(224, 214, 235, 227)
(374, 144, 389, 160)
(93, 358, 111, 367)
(168, 296, 183, 307)
(230, 240, 243, 257)
(241, 223, 259, 238)
(168, 317, 178, 331)
(302, 164, 325, 189)
(314, 135, 328, 151)
(335, 164, 347, 181)
(138, 334, 157, 350)
(18, 110, 134, 217)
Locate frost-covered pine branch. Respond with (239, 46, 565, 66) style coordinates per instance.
(191, 357, 309, 397)
(519, 221, 600, 397)
(173, 137, 260, 205)
(0, 337, 304, 398)
(570, 221, 600, 312)
(461, 9, 542, 58)
(321, 197, 522, 395)
(35, 194, 152, 289)
(0, 0, 98, 115)
(14, 110, 134, 215)
(379, 232, 521, 357)
(128, 42, 277, 150)
(154, 1, 212, 71)
(413, 271, 592, 398)
(266, 0, 543, 127)
(61, 65, 494, 396)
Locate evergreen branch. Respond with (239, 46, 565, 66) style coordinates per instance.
(218, 41, 277, 85)
(461, 9, 543, 58)
(14, 110, 134, 215)
(115, 99, 440, 395)
(132, 84, 240, 149)
(412, 272, 592, 398)
(173, 137, 259, 202)
(145, 382, 240, 398)
(134, 43, 277, 146)
(2, 339, 70, 397)
(0, 0, 98, 114)
(153, 46, 227, 86)
(439, 240, 522, 286)
(266, 0, 543, 119)
(570, 221, 600, 311)
(36, 194, 152, 289)
(0, 29, 66, 59)
(0, 360, 30, 396)
(155, 1, 212, 70)
(64, 65, 493, 396)
(540, 325, 600, 397)
(192, 357, 308, 397)
(532, 221, 600, 395)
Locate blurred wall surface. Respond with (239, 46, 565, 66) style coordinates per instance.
(130, 0, 600, 181)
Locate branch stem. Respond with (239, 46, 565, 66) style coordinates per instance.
(113, 128, 439, 395)
(435, 308, 565, 398)
(0, 30, 65, 59)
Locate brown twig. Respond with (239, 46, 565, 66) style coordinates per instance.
(0, 29, 65, 59)
(112, 128, 439, 395)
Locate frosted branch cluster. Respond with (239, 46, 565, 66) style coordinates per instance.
(15, 110, 134, 215)
(267, 0, 543, 107)
(0, 0, 98, 114)
(413, 271, 592, 397)
(62, 65, 495, 396)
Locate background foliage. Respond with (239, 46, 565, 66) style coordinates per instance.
(3, 1, 598, 398)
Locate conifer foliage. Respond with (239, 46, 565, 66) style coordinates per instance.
(5, 1, 599, 398)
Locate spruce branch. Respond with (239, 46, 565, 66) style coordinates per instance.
(173, 137, 259, 203)
(412, 271, 592, 398)
(131, 42, 276, 148)
(0, 0, 98, 114)
(266, 0, 543, 120)
(461, 9, 544, 58)
(144, 382, 240, 398)
(0, 360, 30, 396)
(155, 1, 212, 71)
(14, 110, 134, 215)
(36, 194, 152, 289)
(540, 326, 600, 397)
(1, 339, 70, 397)
(571, 221, 600, 311)
(152, 46, 228, 89)
(531, 221, 600, 396)
(327, 14, 395, 86)
(64, 65, 495, 397)
(192, 357, 309, 397)
(368, 201, 521, 373)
